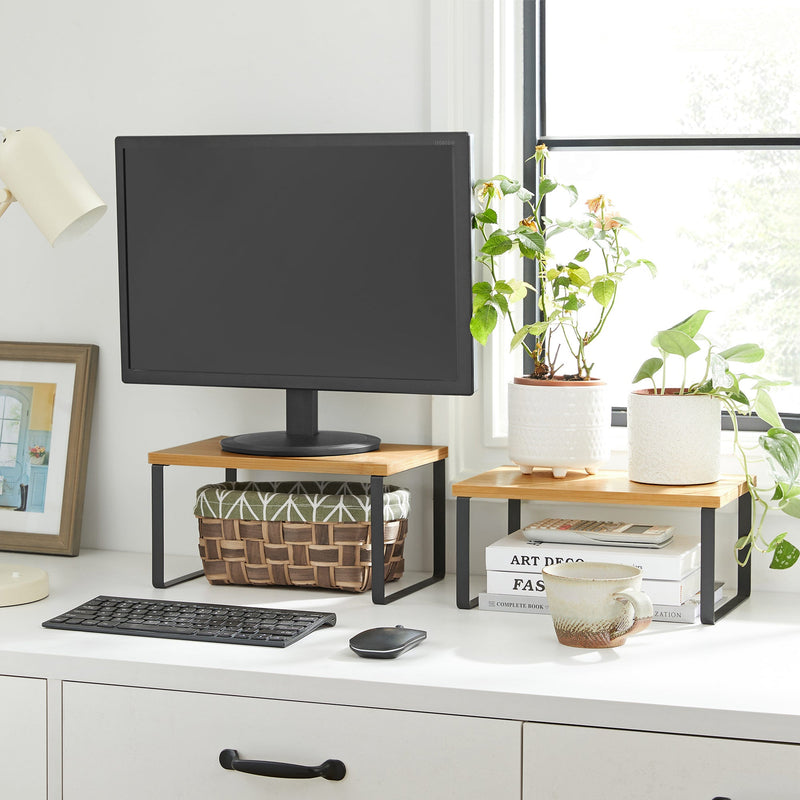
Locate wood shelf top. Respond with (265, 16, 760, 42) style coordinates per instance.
(452, 466, 748, 509)
(148, 436, 447, 477)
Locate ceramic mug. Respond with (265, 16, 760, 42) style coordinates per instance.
(542, 562, 653, 649)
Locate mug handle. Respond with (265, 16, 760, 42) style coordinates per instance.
(610, 587, 653, 640)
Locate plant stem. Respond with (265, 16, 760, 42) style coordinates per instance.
(681, 356, 688, 395)
(723, 400, 764, 565)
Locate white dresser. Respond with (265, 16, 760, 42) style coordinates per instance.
(2, 549, 799, 799)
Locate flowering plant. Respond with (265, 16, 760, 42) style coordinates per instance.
(29, 445, 46, 459)
(470, 144, 655, 380)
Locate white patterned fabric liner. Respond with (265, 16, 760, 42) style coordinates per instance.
(194, 481, 411, 523)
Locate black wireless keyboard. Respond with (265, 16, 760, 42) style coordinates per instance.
(42, 595, 336, 648)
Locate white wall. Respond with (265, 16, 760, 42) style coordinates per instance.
(4, 0, 797, 595)
(1, 0, 483, 567)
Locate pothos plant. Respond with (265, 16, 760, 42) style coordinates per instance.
(470, 144, 656, 380)
(633, 309, 800, 570)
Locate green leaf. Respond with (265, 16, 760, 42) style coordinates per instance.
(539, 177, 557, 195)
(469, 304, 497, 345)
(472, 294, 489, 313)
(569, 267, 591, 287)
(475, 208, 498, 225)
(518, 241, 541, 260)
(767, 532, 788, 552)
(668, 310, 711, 339)
(563, 184, 579, 206)
(740, 374, 791, 390)
(516, 187, 534, 203)
(729, 390, 749, 405)
(494, 293, 509, 316)
(500, 178, 520, 195)
(471, 282, 491, 312)
(510, 327, 529, 352)
(653, 329, 701, 358)
(506, 278, 533, 304)
(573, 248, 591, 262)
(769, 538, 800, 569)
(719, 343, 765, 364)
(494, 280, 513, 295)
(695, 379, 714, 394)
(638, 258, 657, 277)
(563, 294, 580, 312)
(553, 275, 571, 292)
(632, 357, 664, 384)
(760, 428, 800, 485)
(480, 231, 513, 256)
(526, 320, 551, 336)
(778, 496, 800, 519)
(517, 230, 546, 254)
(591, 277, 616, 307)
(771, 482, 800, 502)
(754, 389, 783, 429)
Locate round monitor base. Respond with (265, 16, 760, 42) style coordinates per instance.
(220, 431, 381, 458)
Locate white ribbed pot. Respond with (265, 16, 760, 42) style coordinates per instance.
(627, 390, 721, 485)
(508, 377, 611, 478)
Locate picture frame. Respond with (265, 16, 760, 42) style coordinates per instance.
(0, 342, 98, 556)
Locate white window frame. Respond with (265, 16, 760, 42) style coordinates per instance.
(429, 0, 524, 480)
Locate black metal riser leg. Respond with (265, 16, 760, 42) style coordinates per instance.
(700, 493, 752, 624)
(370, 459, 447, 605)
(508, 499, 521, 535)
(456, 496, 476, 609)
(151, 463, 205, 589)
(370, 475, 386, 604)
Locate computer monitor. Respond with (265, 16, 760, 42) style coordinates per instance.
(115, 132, 474, 456)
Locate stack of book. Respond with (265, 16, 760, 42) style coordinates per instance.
(480, 528, 722, 624)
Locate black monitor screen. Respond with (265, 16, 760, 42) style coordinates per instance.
(116, 132, 474, 396)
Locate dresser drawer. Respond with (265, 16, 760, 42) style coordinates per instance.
(0, 674, 47, 800)
(63, 681, 521, 800)
(523, 722, 800, 799)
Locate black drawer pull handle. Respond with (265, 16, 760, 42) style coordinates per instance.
(219, 748, 346, 781)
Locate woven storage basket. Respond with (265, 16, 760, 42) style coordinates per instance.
(195, 481, 410, 592)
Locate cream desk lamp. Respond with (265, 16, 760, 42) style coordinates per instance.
(0, 125, 106, 605)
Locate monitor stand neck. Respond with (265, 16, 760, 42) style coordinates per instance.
(286, 388, 319, 438)
(220, 388, 381, 457)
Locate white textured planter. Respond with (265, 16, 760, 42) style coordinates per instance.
(627, 390, 721, 485)
(508, 378, 611, 478)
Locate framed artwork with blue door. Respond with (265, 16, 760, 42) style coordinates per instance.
(0, 342, 98, 555)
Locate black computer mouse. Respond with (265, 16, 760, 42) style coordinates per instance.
(349, 625, 427, 659)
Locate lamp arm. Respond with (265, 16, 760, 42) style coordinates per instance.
(0, 188, 15, 220)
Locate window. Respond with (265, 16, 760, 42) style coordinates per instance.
(523, 0, 800, 431)
(0, 392, 23, 467)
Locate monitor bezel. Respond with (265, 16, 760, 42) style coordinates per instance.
(116, 131, 475, 397)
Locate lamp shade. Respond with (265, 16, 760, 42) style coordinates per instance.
(0, 127, 106, 246)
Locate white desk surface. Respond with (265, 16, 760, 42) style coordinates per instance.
(1, 549, 798, 745)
